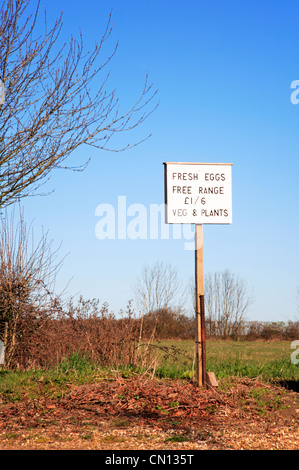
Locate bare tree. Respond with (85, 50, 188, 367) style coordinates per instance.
(134, 261, 181, 314)
(204, 269, 253, 338)
(0, 0, 157, 208)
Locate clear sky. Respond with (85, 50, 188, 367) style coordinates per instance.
(18, 0, 299, 322)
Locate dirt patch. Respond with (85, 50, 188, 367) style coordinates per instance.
(0, 376, 298, 450)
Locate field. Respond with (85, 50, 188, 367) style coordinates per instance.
(0, 339, 298, 451)
(152, 339, 299, 382)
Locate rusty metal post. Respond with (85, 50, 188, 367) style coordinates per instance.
(195, 224, 206, 387)
(199, 294, 206, 387)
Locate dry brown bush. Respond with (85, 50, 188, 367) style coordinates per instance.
(137, 308, 195, 340)
(28, 298, 140, 369)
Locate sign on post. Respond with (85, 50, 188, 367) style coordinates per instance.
(164, 162, 232, 225)
(164, 162, 233, 387)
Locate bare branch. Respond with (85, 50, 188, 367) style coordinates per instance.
(0, 0, 158, 207)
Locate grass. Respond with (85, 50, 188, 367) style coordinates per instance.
(209, 340, 299, 380)
(0, 353, 106, 403)
(0, 340, 298, 403)
(152, 339, 299, 381)
(165, 435, 190, 443)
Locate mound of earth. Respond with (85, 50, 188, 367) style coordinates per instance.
(0, 376, 298, 450)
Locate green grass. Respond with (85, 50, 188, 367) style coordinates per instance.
(165, 435, 190, 443)
(208, 340, 299, 380)
(152, 339, 299, 381)
(0, 353, 106, 403)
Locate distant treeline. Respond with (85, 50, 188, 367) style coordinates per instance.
(137, 308, 299, 341)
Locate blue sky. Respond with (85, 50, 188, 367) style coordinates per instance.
(18, 0, 299, 322)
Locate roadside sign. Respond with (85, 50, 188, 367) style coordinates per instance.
(163, 161, 233, 387)
(164, 162, 232, 224)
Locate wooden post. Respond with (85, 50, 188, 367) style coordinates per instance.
(195, 224, 205, 387)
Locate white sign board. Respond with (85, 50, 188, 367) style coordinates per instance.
(164, 162, 232, 224)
